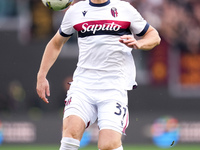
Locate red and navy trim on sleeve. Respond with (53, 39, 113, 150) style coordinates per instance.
(59, 28, 74, 37)
(136, 23, 150, 37)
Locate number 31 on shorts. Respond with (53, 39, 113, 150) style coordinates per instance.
(114, 102, 128, 127)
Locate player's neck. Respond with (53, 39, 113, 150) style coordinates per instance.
(90, 0, 109, 4)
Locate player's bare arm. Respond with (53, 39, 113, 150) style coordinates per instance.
(36, 31, 70, 103)
(119, 25, 161, 50)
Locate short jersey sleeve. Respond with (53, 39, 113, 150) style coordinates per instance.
(126, 3, 149, 36)
(59, 7, 75, 37)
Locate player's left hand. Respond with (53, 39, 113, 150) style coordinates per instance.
(119, 35, 140, 49)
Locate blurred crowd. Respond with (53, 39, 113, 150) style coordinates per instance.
(131, 0, 200, 53)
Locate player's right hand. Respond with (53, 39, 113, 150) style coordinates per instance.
(36, 77, 50, 103)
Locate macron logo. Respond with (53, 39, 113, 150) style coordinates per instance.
(82, 11, 87, 17)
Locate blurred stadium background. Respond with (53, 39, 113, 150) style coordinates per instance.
(0, 0, 200, 149)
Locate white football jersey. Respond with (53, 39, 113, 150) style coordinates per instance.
(59, 0, 149, 90)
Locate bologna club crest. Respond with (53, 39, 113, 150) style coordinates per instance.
(111, 7, 118, 17)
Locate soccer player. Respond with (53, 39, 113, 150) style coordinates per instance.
(36, 0, 161, 149)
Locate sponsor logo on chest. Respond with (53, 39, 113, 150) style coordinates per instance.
(73, 20, 131, 37)
(81, 22, 121, 34)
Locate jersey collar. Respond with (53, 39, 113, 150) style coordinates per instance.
(89, 0, 110, 7)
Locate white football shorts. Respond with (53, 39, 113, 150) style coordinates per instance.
(63, 85, 129, 134)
